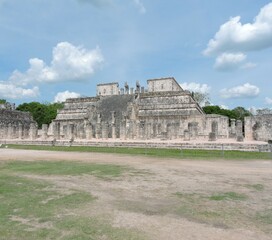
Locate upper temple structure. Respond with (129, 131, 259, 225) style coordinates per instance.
(0, 77, 271, 145)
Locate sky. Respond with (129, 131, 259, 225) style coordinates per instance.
(0, 0, 272, 110)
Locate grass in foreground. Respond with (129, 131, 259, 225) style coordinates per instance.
(3, 160, 127, 178)
(0, 161, 145, 240)
(4, 144, 272, 160)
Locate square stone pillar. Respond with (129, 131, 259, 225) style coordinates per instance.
(102, 122, 109, 139)
(29, 123, 38, 140)
(41, 124, 48, 140)
(18, 123, 23, 139)
(236, 120, 244, 142)
(53, 122, 60, 140)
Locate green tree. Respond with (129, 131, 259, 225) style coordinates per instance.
(0, 99, 7, 104)
(16, 102, 64, 128)
(203, 105, 251, 122)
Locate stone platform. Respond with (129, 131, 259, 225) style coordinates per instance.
(1, 139, 271, 152)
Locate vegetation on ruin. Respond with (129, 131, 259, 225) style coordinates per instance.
(5, 144, 272, 160)
(16, 102, 64, 128)
(203, 105, 251, 121)
(0, 99, 7, 104)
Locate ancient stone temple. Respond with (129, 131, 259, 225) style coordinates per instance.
(51, 77, 232, 141)
(0, 102, 37, 140)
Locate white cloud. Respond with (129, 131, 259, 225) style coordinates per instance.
(214, 52, 246, 71)
(220, 104, 229, 110)
(220, 83, 260, 99)
(241, 62, 257, 69)
(10, 42, 104, 86)
(180, 82, 211, 93)
(204, 3, 272, 56)
(0, 82, 39, 99)
(54, 90, 81, 103)
(133, 0, 146, 14)
(265, 97, 272, 104)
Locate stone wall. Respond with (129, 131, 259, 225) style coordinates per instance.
(96, 82, 119, 96)
(0, 109, 36, 140)
(147, 77, 182, 92)
(245, 115, 272, 142)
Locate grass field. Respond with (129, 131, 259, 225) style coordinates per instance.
(4, 144, 272, 160)
(0, 160, 145, 240)
(0, 147, 271, 239)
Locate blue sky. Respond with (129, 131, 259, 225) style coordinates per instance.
(0, 0, 272, 110)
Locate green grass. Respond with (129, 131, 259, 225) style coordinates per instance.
(4, 144, 272, 160)
(245, 183, 265, 191)
(209, 192, 247, 201)
(173, 191, 253, 229)
(0, 161, 145, 240)
(3, 160, 127, 178)
(256, 209, 272, 224)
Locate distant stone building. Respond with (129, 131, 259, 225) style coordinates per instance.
(50, 77, 232, 141)
(1, 78, 271, 143)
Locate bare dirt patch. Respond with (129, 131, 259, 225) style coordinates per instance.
(1, 148, 272, 240)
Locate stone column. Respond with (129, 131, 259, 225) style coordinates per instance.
(236, 120, 244, 142)
(67, 124, 74, 140)
(102, 122, 109, 139)
(146, 122, 152, 139)
(41, 124, 48, 140)
(85, 123, 93, 140)
(111, 111, 116, 139)
(29, 123, 38, 140)
(7, 123, 13, 139)
(244, 117, 254, 141)
(95, 113, 102, 139)
(53, 122, 60, 140)
(18, 123, 23, 139)
(230, 119, 236, 138)
(139, 121, 145, 140)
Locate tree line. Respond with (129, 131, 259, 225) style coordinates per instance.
(16, 102, 64, 128)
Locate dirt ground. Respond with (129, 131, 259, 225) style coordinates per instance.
(1, 148, 272, 240)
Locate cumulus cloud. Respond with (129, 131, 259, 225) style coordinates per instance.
(220, 83, 260, 99)
(204, 2, 272, 71)
(180, 82, 211, 93)
(265, 97, 272, 104)
(204, 3, 272, 56)
(0, 82, 39, 99)
(133, 0, 146, 14)
(214, 52, 246, 71)
(54, 90, 81, 103)
(10, 42, 103, 86)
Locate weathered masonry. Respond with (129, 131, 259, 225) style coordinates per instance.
(49, 77, 238, 141)
(0, 103, 37, 140)
(1, 77, 271, 143)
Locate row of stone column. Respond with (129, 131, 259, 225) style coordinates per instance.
(0, 122, 37, 140)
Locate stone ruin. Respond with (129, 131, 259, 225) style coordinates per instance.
(244, 114, 272, 142)
(44, 77, 247, 142)
(1, 77, 271, 143)
(0, 103, 37, 140)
